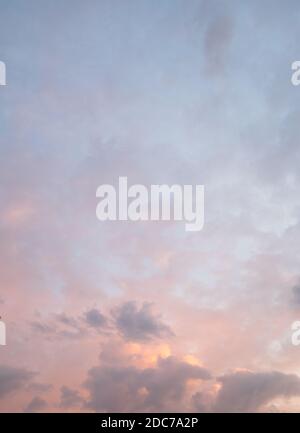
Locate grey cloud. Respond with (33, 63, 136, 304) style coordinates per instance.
(214, 370, 300, 412)
(85, 365, 140, 412)
(113, 301, 174, 342)
(30, 321, 55, 335)
(291, 284, 300, 306)
(31, 314, 86, 341)
(56, 313, 79, 328)
(30, 308, 108, 341)
(0, 365, 35, 399)
(31, 303, 171, 342)
(139, 357, 211, 411)
(59, 386, 84, 409)
(84, 356, 211, 412)
(192, 391, 213, 413)
(30, 319, 84, 340)
(84, 309, 107, 329)
(25, 396, 47, 413)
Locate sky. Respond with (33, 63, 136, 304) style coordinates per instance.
(1, 0, 300, 413)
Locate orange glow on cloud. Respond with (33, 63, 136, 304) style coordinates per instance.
(124, 342, 171, 367)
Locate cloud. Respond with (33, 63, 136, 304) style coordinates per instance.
(139, 356, 211, 411)
(27, 382, 53, 393)
(113, 302, 174, 342)
(214, 370, 300, 412)
(25, 396, 47, 413)
(31, 312, 87, 341)
(56, 313, 80, 328)
(192, 391, 215, 413)
(30, 303, 172, 343)
(84, 308, 107, 329)
(59, 386, 84, 409)
(30, 308, 109, 342)
(30, 321, 56, 335)
(291, 284, 300, 306)
(30, 318, 85, 341)
(84, 355, 211, 412)
(204, 14, 234, 75)
(0, 365, 35, 399)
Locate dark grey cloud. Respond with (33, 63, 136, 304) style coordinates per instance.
(25, 396, 47, 413)
(85, 365, 140, 412)
(192, 391, 213, 413)
(84, 356, 211, 412)
(113, 302, 174, 342)
(84, 308, 107, 329)
(139, 357, 211, 411)
(59, 386, 84, 409)
(214, 370, 300, 412)
(0, 365, 35, 399)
